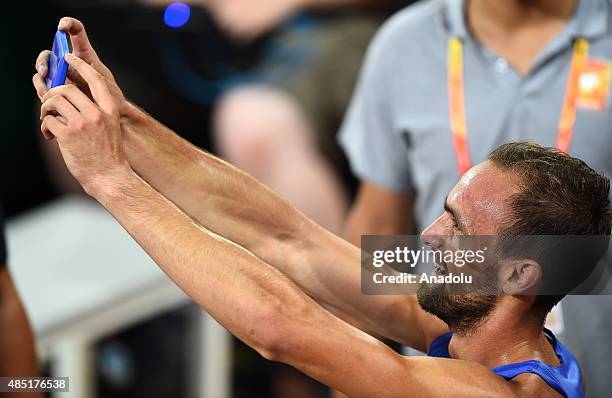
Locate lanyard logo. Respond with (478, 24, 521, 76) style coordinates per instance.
(576, 59, 611, 111)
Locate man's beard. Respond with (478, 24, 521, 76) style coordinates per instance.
(417, 274, 498, 335)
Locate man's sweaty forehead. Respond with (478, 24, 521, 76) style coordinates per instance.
(447, 162, 521, 234)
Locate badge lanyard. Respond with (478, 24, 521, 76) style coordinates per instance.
(448, 37, 590, 175)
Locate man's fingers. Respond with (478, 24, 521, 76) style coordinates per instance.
(58, 17, 99, 63)
(33, 51, 90, 100)
(66, 67, 88, 88)
(32, 73, 48, 100)
(41, 95, 82, 122)
(35, 50, 52, 78)
(42, 84, 98, 114)
(64, 54, 117, 115)
(41, 115, 66, 140)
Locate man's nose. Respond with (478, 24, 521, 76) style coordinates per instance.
(421, 215, 446, 248)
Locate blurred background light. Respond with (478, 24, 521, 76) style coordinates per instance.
(164, 2, 191, 29)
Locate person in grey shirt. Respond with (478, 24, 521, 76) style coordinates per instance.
(340, 0, 612, 395)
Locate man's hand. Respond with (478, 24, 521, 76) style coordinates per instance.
(38, 54, 131, 196)
(32, 18, 128, 119)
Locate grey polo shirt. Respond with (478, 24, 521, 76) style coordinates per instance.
(339, 0, 612, 394)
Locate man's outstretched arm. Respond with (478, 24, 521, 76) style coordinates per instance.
(35, 56, 518, 398)
(33, 17, 446, 351)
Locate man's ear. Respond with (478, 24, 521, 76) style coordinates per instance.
(499, 258, 542, 295)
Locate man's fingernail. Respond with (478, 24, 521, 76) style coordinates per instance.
(65, 53, 76, 61)
(58, 19, 68, 28)
(37, 64, 46, 73)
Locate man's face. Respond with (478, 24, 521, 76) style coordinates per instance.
(417, 161, 521, 334)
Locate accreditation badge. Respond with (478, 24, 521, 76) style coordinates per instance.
(576, 59, 611, 111)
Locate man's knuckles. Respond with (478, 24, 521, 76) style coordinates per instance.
(40, 97, 61, 117)
(35, 50, 51, 74)
(106, 104, 119, 118)
(43, 85, 81, 106)
(69, 117, 87, 134)
(89, 110, 105, 126)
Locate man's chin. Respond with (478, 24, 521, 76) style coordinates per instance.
(416, 283, 497, 335)
(416, 282, 447, 317)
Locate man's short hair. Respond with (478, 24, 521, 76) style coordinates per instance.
(488, 142, 612, 315)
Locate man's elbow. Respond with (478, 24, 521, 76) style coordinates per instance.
(248, 302, 292, 362)
(249, 301, 312, 364)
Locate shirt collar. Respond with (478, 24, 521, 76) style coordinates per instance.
(445, 0, 468, 39)
(444, 0, 610, 41)
(572, 0, 609, 40)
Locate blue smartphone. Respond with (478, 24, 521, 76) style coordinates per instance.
(46, 30, 70, 89)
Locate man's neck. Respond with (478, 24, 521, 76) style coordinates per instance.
(467, 0, 577, 31)
(465, 0, 577, 75)
(447, 299, 560, 369)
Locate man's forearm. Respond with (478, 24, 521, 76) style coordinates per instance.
(121, 102, 307, 266)
(90, 168, 317, 357)
(121, 103, 353, 307)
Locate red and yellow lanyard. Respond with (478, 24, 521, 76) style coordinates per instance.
(448, 37, 590, 175)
